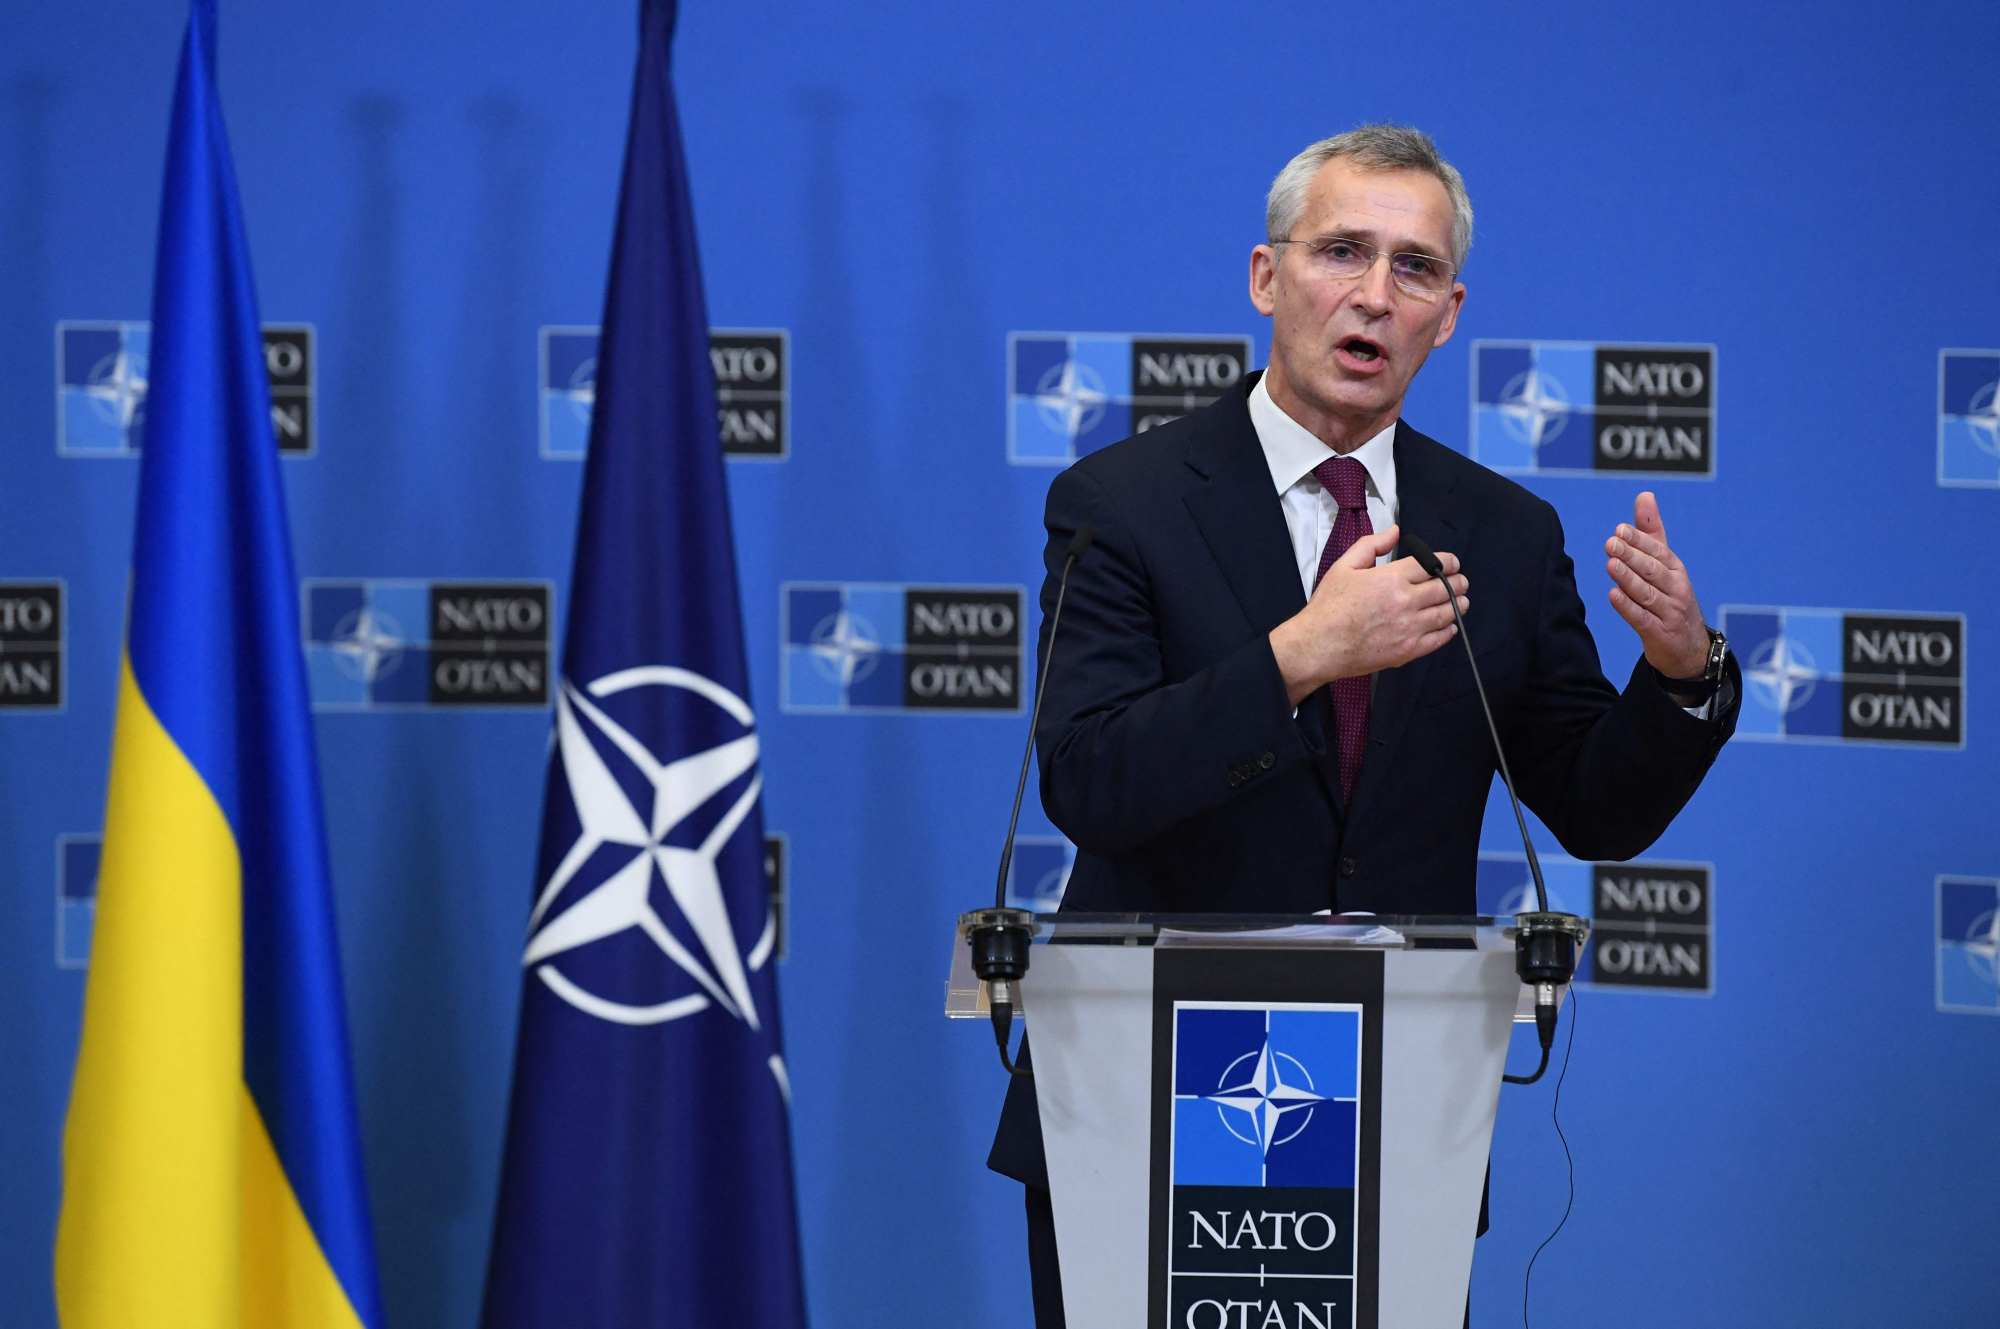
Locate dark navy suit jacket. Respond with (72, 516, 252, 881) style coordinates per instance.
(989, 374, 1736, 1186)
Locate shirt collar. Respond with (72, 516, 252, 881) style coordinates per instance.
(1249, 374, 1398, 513)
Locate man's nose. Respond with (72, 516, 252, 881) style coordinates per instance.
(1349, 253, 1396, 314)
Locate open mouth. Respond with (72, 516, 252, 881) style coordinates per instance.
(1338, 336, 1385, 365)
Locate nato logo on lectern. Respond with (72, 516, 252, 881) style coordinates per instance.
(56, 321, 316, 456)
(1007, 333, 1253, 465)
(1719, 605, 1964, 747)
(539, 325, 789, 459)
(780, 582, 1025, 714)
(0, 582, 64, 711)
(1167, 1004, 1362, 1327)
(1471, 340, 1715, 477)
(1937, 877, 2000, 1015)
(302, 579, 553, 710)
(1939, 349, 2000, 487)
(1478, 854, 1715, 993)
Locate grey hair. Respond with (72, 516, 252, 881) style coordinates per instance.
(1265, 124, 1474, 267)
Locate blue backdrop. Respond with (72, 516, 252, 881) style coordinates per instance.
(3, 2, 1997, 1325)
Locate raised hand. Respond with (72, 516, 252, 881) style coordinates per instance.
(1604, 491, 1709, 679)
(1269, 523, 1471, 707)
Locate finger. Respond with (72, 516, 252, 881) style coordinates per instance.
(1426, 596, 1469, 631)
(1605, 556, 1670, 615)
(1338, 523, 1401, 572)
(1613, 519, 1676, 568)
(1607, 584, 1660, 635)
(1605, 533, 1670, 585)
(1410, 621, 1459, 661)
(1633, 491, 1670, 547)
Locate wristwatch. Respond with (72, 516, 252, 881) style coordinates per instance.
(1657, 626, 1728, 703)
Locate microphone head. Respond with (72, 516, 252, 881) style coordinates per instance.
(1399, 530, 1444, 578)
(1065, 526, 1096, 560)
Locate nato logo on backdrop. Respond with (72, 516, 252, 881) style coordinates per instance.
(539, 325, 789, 459)
(1166, 1003, 1362, 1326)
(1005, 836, 1074, 913)
(1007, 333, 1253, 465)
(56, 321, 315, 456)
(780, 582, 1025, 713)
(0, 581, 64, 711)
(55, 834, 99, 969)
(302, 579, 553, 710)
(1478, 854, 1715, 993)
(1471, 340, 1715, 476)
(1720, 605, 1964, 747)
(1937, 876, 2000, 1015)
(1938, 349, 2000, 487)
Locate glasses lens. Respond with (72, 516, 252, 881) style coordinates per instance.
(1391, 253, 1451, 295)
(1313, 239, 1372, 278)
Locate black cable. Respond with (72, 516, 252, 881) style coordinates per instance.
(1521, 985, 1579, 1329)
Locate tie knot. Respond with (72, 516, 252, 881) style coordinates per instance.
(1313, 456, 1369, 511)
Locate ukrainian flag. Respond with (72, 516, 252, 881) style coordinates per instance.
(54, 4, 383, 1326)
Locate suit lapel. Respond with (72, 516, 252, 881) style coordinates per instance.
(1179, 383, 1343, 812)
(1180, 384, 1307, 642)
(1346, 422, 1466, 823)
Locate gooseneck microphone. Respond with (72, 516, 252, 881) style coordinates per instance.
(967, 525, 1095, 1076)
(1399, 531, 1583, 1086)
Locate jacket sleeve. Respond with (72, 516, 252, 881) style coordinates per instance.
(1502, 501, 1738, 862)
(1032, 462, 1316, 854)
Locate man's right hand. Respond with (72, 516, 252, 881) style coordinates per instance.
(1267, 524, 1470, 707)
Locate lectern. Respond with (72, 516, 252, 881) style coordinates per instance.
(949, 913, 1568, 1329)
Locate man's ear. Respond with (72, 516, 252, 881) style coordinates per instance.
(1248, 244, 1278, 317)
(1431, 282, 1465, 348)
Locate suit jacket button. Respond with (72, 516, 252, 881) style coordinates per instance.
(1258, 751, 1275, 770)
(1339, 857, 1357, 877)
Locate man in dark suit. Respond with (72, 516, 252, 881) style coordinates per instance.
(989, 125, 1739, 1326)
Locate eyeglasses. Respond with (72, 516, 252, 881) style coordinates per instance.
(1271, 235, 1459, 300)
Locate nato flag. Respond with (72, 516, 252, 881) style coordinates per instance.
(480, 2, 808, 1324)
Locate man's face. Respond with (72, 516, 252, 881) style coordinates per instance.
(1249, 160, 1466, 448)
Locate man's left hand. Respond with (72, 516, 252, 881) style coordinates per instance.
(1604, 491, 1709, 680)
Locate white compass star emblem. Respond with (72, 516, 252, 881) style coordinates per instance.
(1965, 380, 2000, 460)
(1746, 635, 1818, 714)
(564, 356, 598, 424)
(1204, 1040, 1325, 1156)
(1497, 368, 1571, 448)
(84, 348, 149, 430)
(809, 610, 881, 686)
(1034, 358, 1109, 440)
(1964, 908, 2000, 986)
(523, 667, 775, 1033)
(330, 607, 405, 684)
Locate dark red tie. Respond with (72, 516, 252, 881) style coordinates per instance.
(1312, 456, 1372, 802)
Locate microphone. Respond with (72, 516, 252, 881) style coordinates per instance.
(1400, 531, 1583, 1086)
(967, 524, 1095, 1076)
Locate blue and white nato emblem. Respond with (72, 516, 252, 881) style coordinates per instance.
(538, 325, 790, 459)
(1471, 340, 1715, 477)
(1168, 1004, 1362, 1327)
(779, 582, 1025, 714)
(302, 579, 553, 710)
(1939, 349, 2000, 488)
(55, 834, 100, 970)
(1478, 853, 1714, 993)
(522, 666, 787, 1088)
(56, 320, 315, 456)
(1007, 333, 1252, 465)
(1937, 877, 2000, 1015)
(0, 581, 64, 711)
(1720, 605, 1964, 747)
